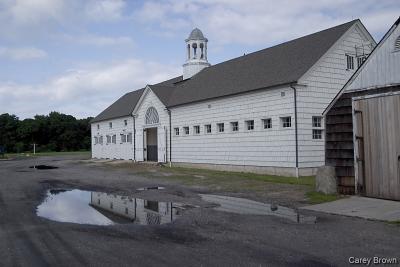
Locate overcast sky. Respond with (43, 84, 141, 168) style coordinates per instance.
(1, 0, 399, 119)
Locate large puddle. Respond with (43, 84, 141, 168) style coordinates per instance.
(37, 189, 316, 226)
(200, 194, 316, 224)
(37, 189, 187, 226)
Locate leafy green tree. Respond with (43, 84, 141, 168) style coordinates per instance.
(0, 112, 93, 153)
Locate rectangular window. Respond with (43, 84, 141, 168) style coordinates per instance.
(281, 117, 291, 128)
(205, 124, 211, 134)
(112, 134, 116, 144)
(217, 123, 224, 132)
(357, 56, 367, 68)
(127, 133, 132, 143)
(106, 135, 111, 144)
(120, 134, 127, 143)
(231, 121, 238, 132)
(124, 120, 128, 126)
(312, 116, 322, 127)
(109, 122, 113, 129)
(174, 128, 179, 136)
(346, 54, 354, 70)
(99, 136, 103, 145)
(194, 125, 200, 134)
(312, 129, 323, 140)
(245, 120, 254, 130)
(262, 118, 272, 129)
(97, 124, 100, 130)
(183, 126, 189, 135)
(94, 136, 98, 144)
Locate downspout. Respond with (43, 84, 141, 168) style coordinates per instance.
(168, 109, 172, 167)
(131, 114, 136, 162)
(290, 84, 299, 178)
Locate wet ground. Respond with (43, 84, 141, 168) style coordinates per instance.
(0, 155, 399, 266)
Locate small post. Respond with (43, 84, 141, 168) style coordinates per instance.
(33, 143, 36, 155)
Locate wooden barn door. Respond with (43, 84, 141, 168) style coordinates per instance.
(353, 93, 400, 200)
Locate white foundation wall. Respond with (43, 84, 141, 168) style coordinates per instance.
(134, 89, 170, 162)
(91, 116, 134, 160)
(170, 86, 296, 168)
(297, 23, 374, 168)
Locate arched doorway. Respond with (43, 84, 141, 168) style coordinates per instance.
(144, 107, 159, 161)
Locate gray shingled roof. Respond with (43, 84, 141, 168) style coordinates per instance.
(91, 76, 182, 123)
(167, 20, 358, 107)
(91, 88, 144, 123)
(92, 20, 358, 122)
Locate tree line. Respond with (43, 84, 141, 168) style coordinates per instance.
(0, 112, 92, 153)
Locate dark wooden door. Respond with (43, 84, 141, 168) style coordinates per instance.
(145, 128, 158, 162)
(354, 93, 400, 200)
(147, 145, 158, 161)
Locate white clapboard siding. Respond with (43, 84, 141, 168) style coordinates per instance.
(134, 89, 170, 162)
(91, 116, 134, 160)
(347, 24, 400, 90)
(170, 86, 296, 167)
(296, 23, 374, 168)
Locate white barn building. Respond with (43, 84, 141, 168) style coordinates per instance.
(91, 20, 375, 177)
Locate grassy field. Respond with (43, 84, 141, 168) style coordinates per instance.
(4, 151, 91, 158)
(305, 191, 340, 204)
(106, 162, 340, 204)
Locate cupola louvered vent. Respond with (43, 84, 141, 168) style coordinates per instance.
(395, 36, 400, 51)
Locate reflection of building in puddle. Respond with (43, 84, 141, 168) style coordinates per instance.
(90, 192, 182, 225)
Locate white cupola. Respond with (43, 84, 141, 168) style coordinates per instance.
(183, 28, 210, 80)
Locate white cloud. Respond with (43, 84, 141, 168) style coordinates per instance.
(0, 46, 47, 60)
(135, 0, 400, 45)
(85, 0, 126, 22)
(6, 0, 67, 25)
(0, 58, 181, 119)
(0, 0, 129, 40)
(60, 34, 134, 47)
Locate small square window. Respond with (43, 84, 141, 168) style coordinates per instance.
(312, 116, 322, 128)
(183, 126, 189, 135)
(194, 125, 200, 134)
(313, 129, 323, 140)
(231, 121, 238, 132)
(217, 123, 224, 133)
(281, 117, 291, 128)
(109, 122, 113, 129)
(120, 134, 126, 143)
(174, 128, 180, 136)
(246, 120, 254, 130)
(262, 118, 272, 129)
(124, 120, 128, 126)
(205, 124, 211, 134)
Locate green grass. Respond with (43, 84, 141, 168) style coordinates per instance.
(5, 151, 91, 158)
(306, 191, 340, 204)
(387, 220, 400, 226)
(166, 166, 315, 186)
